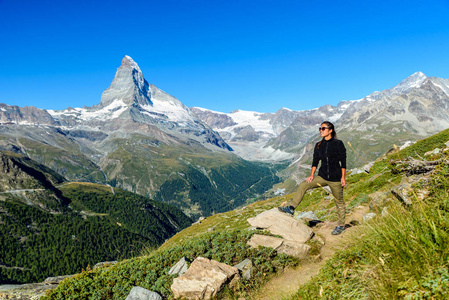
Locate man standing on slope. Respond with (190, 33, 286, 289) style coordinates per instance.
(278, 121, 347, 235)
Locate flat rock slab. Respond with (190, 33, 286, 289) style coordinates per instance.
(171, 257, 240, 300)
(247, 208, 313, 243)
(248, 234, 311, 259)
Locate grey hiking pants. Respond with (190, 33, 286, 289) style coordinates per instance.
(287, 176, 346, 226)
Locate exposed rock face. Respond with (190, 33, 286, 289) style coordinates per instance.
(190, 107, 237, 129)
(99, 56, 153, 108)
(171, 257, 240, 300)
(247, 208, 313, 243)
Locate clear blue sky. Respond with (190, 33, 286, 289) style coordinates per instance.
(1, 0, 449, 113)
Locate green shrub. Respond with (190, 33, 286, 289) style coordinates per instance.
(43, 229, 299, 299)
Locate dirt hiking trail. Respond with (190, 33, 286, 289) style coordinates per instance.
(251, 205, 370, 300)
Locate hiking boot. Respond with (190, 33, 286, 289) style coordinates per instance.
(331, 225, 345, 235)
(278, 206, 295, 216)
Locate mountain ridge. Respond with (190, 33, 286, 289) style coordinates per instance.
(0, 56, 280, 218)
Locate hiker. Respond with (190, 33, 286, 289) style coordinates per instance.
(278, 121, 347, 235)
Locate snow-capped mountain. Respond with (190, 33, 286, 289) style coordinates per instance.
(191, 104, 347, 161)
(337, 72, 449, 133)
(192, 71, 449, 166)
(46, 55, 231, 151)
(0, 56, 279, 218)
(190, 108, 288, 160)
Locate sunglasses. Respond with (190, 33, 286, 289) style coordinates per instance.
(319, 127, 330, 131)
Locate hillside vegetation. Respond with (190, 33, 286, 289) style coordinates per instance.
(40, 129, 449, 299)
(0, 157, 191, 285)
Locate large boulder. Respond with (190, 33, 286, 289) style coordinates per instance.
(171, 257, 240, 300)
(247, 208, 313, 243)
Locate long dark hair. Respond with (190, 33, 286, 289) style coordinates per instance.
(317, 121, 337, 148)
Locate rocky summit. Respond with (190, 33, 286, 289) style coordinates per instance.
(47, 55, 231, 152)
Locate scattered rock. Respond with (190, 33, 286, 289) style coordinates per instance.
(363, 212, 377, 222)
(125, 286, 162, 300)
(171, 257, 240, 300)
(93, 261, 118, 269)
(234, 258, 253, 280)
(391, 184, 413, 205)
(424, 148, 441, 156)
(169, 257, 190, 276)
(322, 186, 332, 195)
(351, 162, 374, 175)
(247, 208, 313, 243)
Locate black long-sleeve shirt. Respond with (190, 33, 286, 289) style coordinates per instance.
(312, 137, 346, 182)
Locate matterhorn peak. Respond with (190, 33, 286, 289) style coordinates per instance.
(121, 55, 142, 73)
(98, 56, 152, 108)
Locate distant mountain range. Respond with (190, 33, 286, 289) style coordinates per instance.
(192, 71, 449, 161)
(1, 56, 449, 203)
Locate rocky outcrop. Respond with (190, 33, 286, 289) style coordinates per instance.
(246, 208, 313, 260)
(247, 208, 313, 243)
(171, 257, 240, 300)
